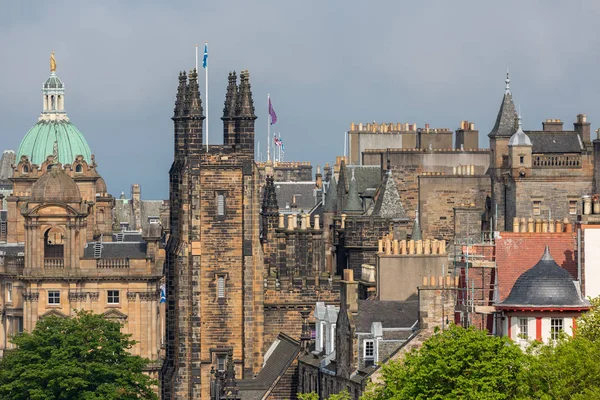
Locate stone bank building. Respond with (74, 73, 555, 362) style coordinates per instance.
(0, 58, 165, 377)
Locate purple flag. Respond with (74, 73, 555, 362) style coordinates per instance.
(269, 97, 277, 125)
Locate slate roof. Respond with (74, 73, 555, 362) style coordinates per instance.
(498, 246, 589, 308)
(526, 131, 583, 154)
(237, 333, 300, 400)
(83, 241, 147, 259)
(343, 170, 363, 213)
(274, 182, 318, 212)
(488, 93, 518, 138)
(347, 165, 382, 194)
(508, 118, 532, 147)
(323, 175, 337, 212)
(354, 300, 418, 333)
(372, 171, 408, 220)
(139, 200, 163, 230)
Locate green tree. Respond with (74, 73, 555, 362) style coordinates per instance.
(362, 325, 527, 400)
(576, 295, 600, 341)
(0, 310, 157, 400)
(298, 392, 319, 400)
(521, 336, 600, 399)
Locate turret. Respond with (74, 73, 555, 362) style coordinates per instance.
(234, 70, 257, 155)
(343, 169, 362, 214)
(172, 70, 204, 158)
(508, 114, 532, 178)
(222, 71, 238, 146)
(488, 71, 519, 170)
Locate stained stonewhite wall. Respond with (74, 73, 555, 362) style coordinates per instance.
(584, 227, 600, 298)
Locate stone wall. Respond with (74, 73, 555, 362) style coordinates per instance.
(377, 254, 447, 301)
(419, 176, 490, 240)
(454, 207, 484, 242)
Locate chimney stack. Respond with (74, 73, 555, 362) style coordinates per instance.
(341, 269, 358, 313)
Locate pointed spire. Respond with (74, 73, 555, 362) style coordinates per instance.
(508, 110, 532, 147)
(372, 170, 408, 219)
(262, 175, 279, 214)
(173, 71, 187, 117)
(235, 70, 256, 118)
(187, 69, 203, 117)
(541, 245, 554, 261)
(411, 209, 422, 241)
(324, 174, 338, 212)
(344, 169, 363, 213)
(488, 71, 519, 138)
(222, 71, 238, 119)
(337, 159, 348, 211)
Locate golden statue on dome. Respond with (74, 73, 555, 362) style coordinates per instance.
(50, 52, 56, 72)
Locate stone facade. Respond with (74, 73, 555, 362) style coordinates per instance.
(0, 64, 165, 381)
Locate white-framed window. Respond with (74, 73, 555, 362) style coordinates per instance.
(518, 318, 528, 340)
(330, 324, 336, 352)
(6, 282, 12, 303)
(319, 321, 326, 351)
(48, 291, 60, 305)
(533, 200, 542, 216)
(217, 276, 225, 298)
(551, 318, 563, 340)
(217, 194, 225, 216)
(569, 200, 578, 215)
(107, 290, 120, 305)
(364, 339, 375, 359)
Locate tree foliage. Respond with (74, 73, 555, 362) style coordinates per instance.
(576, 295, 600, 342)
(362, 325, 527, 400)
(0, 310, 157, 400)
(521, 335, 600, 399)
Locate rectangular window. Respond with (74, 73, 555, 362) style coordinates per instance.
(331, 324, 336, 352)
(217, 194, 225, 216)
(16, 316, 23, 334)
(518, 318, 528, 340)
(6, 282, 12, 303)
(364, 339, 374, 359)
(319, 321, 326, 351)
(532, 200, 542, 216)
(217, 276, 225, 298)
(107, 290, 120, 305)
(217, 354, 226, 372)
(551, 318, 563, 340)
(569, 200, 578, 215)
(519, 155, 524, 165)
(48, 291, 60, 305)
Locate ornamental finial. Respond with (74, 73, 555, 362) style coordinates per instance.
(505, 68, 510, 95)
(50, 52, 56, 72)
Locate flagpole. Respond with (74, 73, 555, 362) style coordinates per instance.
(278, 133, 281, 162)
(195, 44, 198, 71)
(205, 42, 209, 152)
(267, 94, 271, 162)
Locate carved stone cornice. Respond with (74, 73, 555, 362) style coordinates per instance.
(23, 292, 39, 302)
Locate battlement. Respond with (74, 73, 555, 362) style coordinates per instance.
(377, 235, 447, 256)
(349, 122, 452, 133)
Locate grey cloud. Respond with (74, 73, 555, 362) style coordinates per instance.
(2, 1, 600, 199)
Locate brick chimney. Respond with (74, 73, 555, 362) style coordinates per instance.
(542, 119, 564, 132)
(341, 269, 358, 312)
(574, 114, 591, 144)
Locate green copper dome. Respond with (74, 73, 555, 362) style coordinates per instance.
(17, 119, 92, 165)
(17, 64, 93, 166)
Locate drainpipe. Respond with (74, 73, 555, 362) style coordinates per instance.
(577, 226, 582, 292)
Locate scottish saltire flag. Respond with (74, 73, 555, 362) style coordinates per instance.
(160, 284, 166, 303)
(269, 97, 277, 125)
(202, 43, 208, 68)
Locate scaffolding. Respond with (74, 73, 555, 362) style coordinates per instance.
(450, 230, 497, 331)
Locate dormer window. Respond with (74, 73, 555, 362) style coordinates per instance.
(22, 165, 29, 173)
(75, 164, 83, 173)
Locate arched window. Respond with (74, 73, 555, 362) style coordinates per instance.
(75, 164, 83, 173)
(50, 95, 55, 110)
(44, 227, 64, 260)
(22, 165, 29, 173)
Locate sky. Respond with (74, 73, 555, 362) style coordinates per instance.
(2, 0, 600, 199)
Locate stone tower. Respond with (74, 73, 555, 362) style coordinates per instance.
(161, 69, 264, 399)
